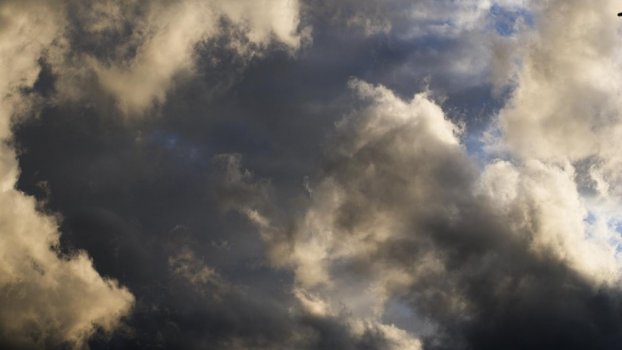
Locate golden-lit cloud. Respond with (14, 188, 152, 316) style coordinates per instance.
(90, 0, 306, 115)
(0, 2, 133, 348)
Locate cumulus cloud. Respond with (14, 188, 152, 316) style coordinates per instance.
(495, 1, 622, 191)
(234, 78, 622, 349)
(0, 190, 134, 349)
(88, 0, 306, 115)
(492, 0, 622, 280)
(0, 2, 133, 348)
(216, 152, 425, 350)
(480, 159, 621, 284)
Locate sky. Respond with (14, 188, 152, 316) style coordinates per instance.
(4, 0, 622, 349)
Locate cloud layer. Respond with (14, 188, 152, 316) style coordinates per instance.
(5, 0, 622, 349)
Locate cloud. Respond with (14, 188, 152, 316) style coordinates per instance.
(480, 159, 621, 284)
(87, 0, 306, 115)
(0, 0, 308, 344)
(503, 0, 620, 143)
(8, 0, 622, 349)
(492, 0, 622, 282)
(234, 79, 622, 349)
(0, 190, 134, 349)
(0, 2, 133, 348)
(495, 0, 622, 189)
(216, 152, 426, 350)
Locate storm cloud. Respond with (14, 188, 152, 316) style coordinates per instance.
(4, 0, 622, 349)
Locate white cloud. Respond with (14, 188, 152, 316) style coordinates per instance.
(495, 0, 622, 168)
(480, 159, 621, 284)
(490, 0, 622, 281)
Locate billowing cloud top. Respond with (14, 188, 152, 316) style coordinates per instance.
(4, 0, 622, 349)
